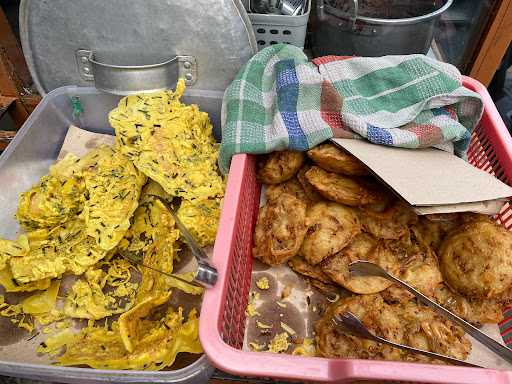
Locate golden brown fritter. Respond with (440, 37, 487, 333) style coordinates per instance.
(296, 165, 323, 204)
(399, 300, 471, 362)
(316, 294, 471, 364)
(305, 166, 383, 206)
(257, 151, 305, 184)
(307, 143, 369, 176)
(433, 284, 503, 325)
(265, 177, 309, 203)
(412, 214, 461, 252)
(300, 201, 361, 265)
(321, 234, 400, 294)
(288, 256, 334, 284)
(253, 193, 307, 266)
(360, 200, 418, 240)
(316, 294, 403, 361)
(439, 220, 512, 299)
(382, 229, 443, 304)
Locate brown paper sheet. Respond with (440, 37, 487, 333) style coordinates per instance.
(242, 188, 512, 371)
(331, 138, 512, 214)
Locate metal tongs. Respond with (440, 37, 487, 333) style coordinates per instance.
(332, 312, 479, 367)
(343, 260, 512, 365)
(120, 195, 218, 288)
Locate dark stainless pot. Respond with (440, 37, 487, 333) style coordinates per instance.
(313, 0, 453, 57)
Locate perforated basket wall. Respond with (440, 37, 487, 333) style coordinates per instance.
(200, 76, 512, 384)
(247, 0, 311, 50)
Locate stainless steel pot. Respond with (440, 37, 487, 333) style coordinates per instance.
(313, 0, 453, 57)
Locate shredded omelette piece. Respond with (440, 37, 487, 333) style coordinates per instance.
(119, 294, 171, 352)
(64, 258, 137, 320)
(21, 279, 60, 315)
(16, 160, 86, 230)
(176, 198, 222, 247)
(0, 257, 52, 293)
(118, 189, 180, 302)
(246, 292, 260, 318)
(0, 295, 34, 332)
(267, 332, 290, 354)
(249, 342, 266, 351)
(292, 338, 316, 356)
(109, 80, 224, 201)
(8, 218, 107, 283)
(81, 146, 146, 251)
(50, 307, 202, 370)
(256, 276, 270, 290)
(15, 148, 115, 231)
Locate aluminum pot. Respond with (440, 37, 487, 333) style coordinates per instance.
(313, 0, 453, 57)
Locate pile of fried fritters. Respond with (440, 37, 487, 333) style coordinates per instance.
(253, 143, 512, 364)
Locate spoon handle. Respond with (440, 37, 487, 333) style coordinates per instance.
(384, 268, 512, 365)
(374, 334, 480, 367)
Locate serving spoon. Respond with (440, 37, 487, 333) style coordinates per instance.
(332, 311, 480, 367)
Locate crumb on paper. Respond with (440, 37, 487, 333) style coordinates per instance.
(292, 338, 316, 356)
(249, 341, 266, 351)
(327, 293, 340, 303)
(246, 291, 261, 318)
(42, 327, 52, 334)
(281, 285, 292, 299)
(279, 313, 284, 317)
(276, 301, 287, 308)
(256, 320, 273, 329)
(312, 305, 317, 312)
(280, 322, 296, 335)
(256, 276, 270, 290)
(267, 332, 290, 354)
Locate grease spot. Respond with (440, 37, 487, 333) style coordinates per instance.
(252, 260, 271, 272)
(0, 317, 28, 346)
(85, 138, 101, 149)
(251, 273, 278, 299)
(246, 300, 305, 352)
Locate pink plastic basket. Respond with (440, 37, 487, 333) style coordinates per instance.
(200, 76, 512, 383)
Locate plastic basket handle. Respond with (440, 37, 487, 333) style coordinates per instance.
(75, 49, 197, 95)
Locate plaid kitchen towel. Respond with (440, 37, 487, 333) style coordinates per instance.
(219, 44, 483, 174)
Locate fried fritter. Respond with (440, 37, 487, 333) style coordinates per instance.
(307, 143, 369, 176)
(360, 200, 418, 240)
(305, 166, 382, 206)
(433, 284, 503, 325)
(412, 213, 461, 252)
(253, 193, 307, 266)
(300, 201, 360, 265)
(321, 234, 399, 294)
(316, 294, 471, 363)
(257, 151, 305, 185)
(316, 294, 403, 360)
(176, 197, 222, 247)
(400, 301, 471, 362)
(382, 229, 443, 304)
(288, 256, 334, 284)
(110, 80, 224, 201)
(296, 165, 323, 204)
(265, 177, 309, 203)
(82, 146, 147, 251)
(439, 220, 512, 298)
(9, 219, 107, 283)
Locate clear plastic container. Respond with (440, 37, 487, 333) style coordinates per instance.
(0, 85, 223, 384)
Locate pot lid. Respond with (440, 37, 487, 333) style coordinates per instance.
(20, 0, 257, 95)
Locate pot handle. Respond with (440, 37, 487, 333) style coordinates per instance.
(75, 49, 197, 95)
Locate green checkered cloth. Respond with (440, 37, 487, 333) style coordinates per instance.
(219, 44, 483, 174)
